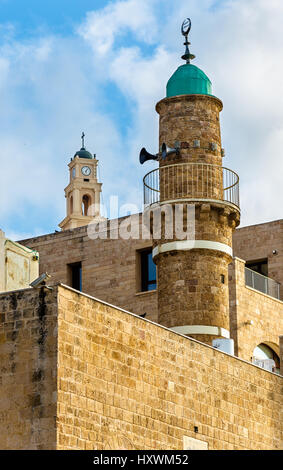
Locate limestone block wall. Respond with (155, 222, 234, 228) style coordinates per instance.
(232, 220, 283, 300)
(153, 203, 236, 341)
(156, 95, 223, 167)
(56, 285, 282, 450)
(156, 249, 231, 334)
(280, 336, 283, 376)
(0, 287, 58, 449)
(19, 220, 282, 325)
(19, 218, 158, 322)
(19, 219, 282, 352)
(0, 285, 282, 450)
(229, 258, 283, 361)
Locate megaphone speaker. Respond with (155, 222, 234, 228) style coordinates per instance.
(161, 142, 180, 160)
(139, 148, 159, 165)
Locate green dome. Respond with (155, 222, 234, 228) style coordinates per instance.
(166, 63, 212, 98)
(74, 147, 94, 159)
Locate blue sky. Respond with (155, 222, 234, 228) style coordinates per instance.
(0, 0, 282, 240)
(0, 0, 106, 35)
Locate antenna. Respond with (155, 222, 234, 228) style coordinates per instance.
(181, 18, 195, 64)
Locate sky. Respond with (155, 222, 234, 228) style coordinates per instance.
(0, 0, 282, 240)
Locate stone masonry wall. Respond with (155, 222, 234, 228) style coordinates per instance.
(229, 258, 283, 361)
(156, 249, 231, 336)
(20, 217, 158, 323)
(156, 95, 223, 167)
(19, 220, 282, 320)
(280, 336, 283, 376)
(152, 202, 236, 341)
(0, 287, 58, 449)
(56, 285, 282, 450)
(19, 219, 283, 360)
(0, 284, 282, 450)
(232, 219, 283, 300)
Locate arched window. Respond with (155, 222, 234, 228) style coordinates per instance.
(82, 195, 91, 216)
(70, 196, 73, 214)
(253, 343, 280, 374)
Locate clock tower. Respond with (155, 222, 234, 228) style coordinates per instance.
(59, 133, 103, 231)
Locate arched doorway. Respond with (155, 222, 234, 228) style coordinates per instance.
(253, 343, 280, 374)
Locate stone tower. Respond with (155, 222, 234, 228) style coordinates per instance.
(59, 134, 103, 231)
(144, 21, 240, 345)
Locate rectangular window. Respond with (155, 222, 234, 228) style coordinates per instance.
(67, 262, 82, 291)
(140, 249, 156, 292)
(246, 259, 268, 277)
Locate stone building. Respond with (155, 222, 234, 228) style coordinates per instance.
(0, 22, 282, 450)
(0, 229, 39, 293)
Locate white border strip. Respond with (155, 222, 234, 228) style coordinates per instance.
(152, 240, 232, 258)
(171, 325, 230, 338)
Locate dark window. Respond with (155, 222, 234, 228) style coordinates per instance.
(246, 259, 268, 277)
(82, 195, 91, 216)
(141, 249, 156, 292)
(68, 262, 82, 291)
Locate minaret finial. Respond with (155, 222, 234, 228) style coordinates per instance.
(81, 132, 85, 149)
(181, 18, 195, 64)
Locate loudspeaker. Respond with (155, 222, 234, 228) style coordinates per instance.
(139, 148, 159, 165)
(161, 142, 180, 160)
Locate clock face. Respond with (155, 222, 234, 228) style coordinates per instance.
(81, 166, 91, 177)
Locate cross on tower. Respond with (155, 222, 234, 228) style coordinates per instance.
(81, 132, 85, 149)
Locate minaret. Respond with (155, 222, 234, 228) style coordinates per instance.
(59, 133, 103, 231)
(143, 19, 240, 345)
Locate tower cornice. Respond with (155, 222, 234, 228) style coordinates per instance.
(156, 93, 223, 114)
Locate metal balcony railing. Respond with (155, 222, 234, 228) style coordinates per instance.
(245, 267, 280, 300)
(143, 163, 240, 208)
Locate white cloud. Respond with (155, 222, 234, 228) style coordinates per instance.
(0, 33, 125, 234)
(80, 0, 158, 56)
